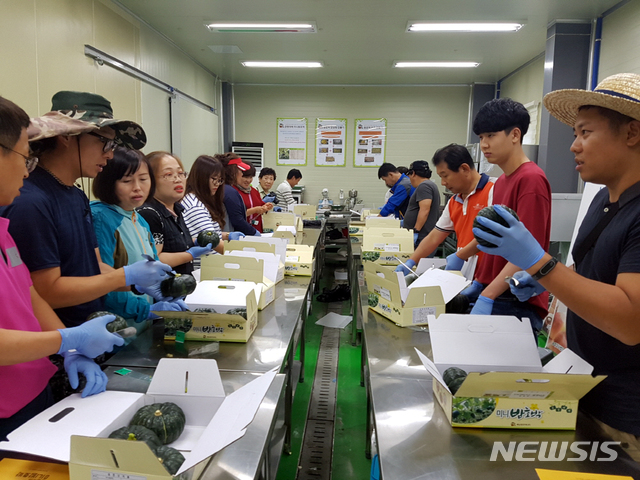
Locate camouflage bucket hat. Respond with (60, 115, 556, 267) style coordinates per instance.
(28, 91, 146, 149)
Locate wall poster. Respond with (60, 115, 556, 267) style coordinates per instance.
(277, 118, 307, 166)
(354, 118, 386, 167)
(315, 118, 347, 167)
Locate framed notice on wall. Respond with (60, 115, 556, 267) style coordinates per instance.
(277, 118, 307, 166)
(315, 118, 347, 167)
(354, 118, 386, 167)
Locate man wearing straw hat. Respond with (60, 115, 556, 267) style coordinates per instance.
(0, 91, 177, 329)
(473, 73, 640, 457)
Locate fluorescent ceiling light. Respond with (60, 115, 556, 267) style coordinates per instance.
(394, 62, 480, 68)
(242, 61, 323, 68)
(207, 23, 316, 33)
(408, 23, 523, 32)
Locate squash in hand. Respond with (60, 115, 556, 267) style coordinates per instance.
(130, 402, 186, 444)
(196, 230, 220, 249)
(155, 445, 186, 475)
(87, 311, 127, 333)
(473, 205, 519, 248)
(160, 274, 197, 298)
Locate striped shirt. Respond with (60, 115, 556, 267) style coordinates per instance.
(180, 193, 223, 239)
(276, 181, 297, 206)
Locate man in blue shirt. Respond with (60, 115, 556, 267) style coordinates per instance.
(377, 163, 414, 219)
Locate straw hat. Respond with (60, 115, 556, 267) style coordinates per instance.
(544, 73, 640, 126)
(28, 91, 146, 149)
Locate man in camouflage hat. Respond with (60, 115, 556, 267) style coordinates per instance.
(0, 91, 172, 328)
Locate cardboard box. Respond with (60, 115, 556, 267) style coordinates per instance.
(285, 244, 314, 276)
(161, 280, 259, 342)
(365, 217, 400, 228)
(362, 227, 414, 265)
(200, 254, 275, 310)
(360, 208, 380, 220)
(364, 263, 468, 326)
(293, 203, 316, 219)
(348, 221, 366, 237)
(262, 210, 296, 234)
(416, 315, 606, 430)
(2, 359, 277, 479)
(231, 238, 286, 282)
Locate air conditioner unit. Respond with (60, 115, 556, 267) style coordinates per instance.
(232, 142, 264, 170)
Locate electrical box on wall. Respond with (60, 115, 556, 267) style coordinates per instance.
(232, 142, 264, 170)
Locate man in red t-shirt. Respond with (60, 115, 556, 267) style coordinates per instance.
(466, 98, 552, 335)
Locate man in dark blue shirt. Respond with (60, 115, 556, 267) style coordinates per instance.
(377, 163, 414, 219)
(470, 73, 640, 458)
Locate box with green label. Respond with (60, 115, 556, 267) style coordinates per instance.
(361, 227, 414, 266)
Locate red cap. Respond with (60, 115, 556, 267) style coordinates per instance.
(228, 157, 251, 171)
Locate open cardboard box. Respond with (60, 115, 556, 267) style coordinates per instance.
(228, 239, 286, 283)
(292, 203, 316, 220)
(416, 314, 606, 430)
(360, 208, 380, 220)
(362, 227, 414, 265)
(262, 210, 296, 234)
(160, 280, 259, 342)
(365, 216, 400, 228)
(285, 244, 314, 276)
(2, 359, 277, 479)
(201, 254, 275, 310)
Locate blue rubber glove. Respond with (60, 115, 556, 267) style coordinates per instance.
(134, 282, 173, 302)
(58, 314, 125, 358)
(263, 194, 276, 203)
(123, 258, 172, 287)
(229, 232, 245, 241)
(445, 252, 465, 271)
(399, 219, 404, 228)
(62, 351, 108, 398)
(460, 280, 483, 302)
(470, 295, 494, 315)
(473, 205, 545, 270)
(395, 259, 416, 276)
(254, 231, 262, 237)
(413, 232, 419, 245)
(186, 243, 213, 259)
(510, 270, 546, 302)
(273, 206, 283, 212)
(147, 300, 188, 320)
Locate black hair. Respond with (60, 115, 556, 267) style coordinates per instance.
(214, 152, 243, 185)
(92, 147, 155, 205)
(432, 144, 476, 172)
(242, 164, 257, 177)
(578, 105, 635, 132)
(259, 167, 276, 179)
(0, 96, 30, 153)
(397, 166, 408, 174)
(377, 163, 397, 179)
(408, 160, 432, 178)
(287, 168, 302, 180)
(472, 98, 530, 143)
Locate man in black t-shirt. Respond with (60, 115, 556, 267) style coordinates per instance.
(469, 73, 640, 459)
(402, 160, 440, 248)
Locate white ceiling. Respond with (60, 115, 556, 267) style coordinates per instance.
(114, 0, 622, 85)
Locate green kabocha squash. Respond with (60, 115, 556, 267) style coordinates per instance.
(196, 230, 220, 249)
(108, 425, 162, 453)
(443, 367, 468, 395)
(473, 205, 520, 248)
(445, 294, 470, 314)
(155, 445, 186, 475)
(130, 402, 186, 444)
(87, 311, 128, 333)
(160, 274, 197, 298)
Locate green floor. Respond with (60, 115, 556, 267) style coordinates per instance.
(276, 269, 371, 480)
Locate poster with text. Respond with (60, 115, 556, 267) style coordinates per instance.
(277, 118, 307, 166)
(354, 118, 386, 167)
(315, 118, 347, 167)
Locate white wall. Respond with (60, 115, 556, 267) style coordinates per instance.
(599, 1, 640, 79)
(233, 85, 470, 208)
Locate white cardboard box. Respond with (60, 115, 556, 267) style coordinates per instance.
(285, 244, 314, 276)
(2, 359, 277, 479)
(263, 211, 296, 233)
(416, 315, 606, 430)
(201, 254, 275, 310)
(292, 203, 316, 219)
(228, 239, 286, 283)
(365, 217, 400, 228)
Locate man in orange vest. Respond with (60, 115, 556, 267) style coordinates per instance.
(397, 144, 495, 274)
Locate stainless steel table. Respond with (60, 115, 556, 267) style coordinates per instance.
(104, 367, 287, 480)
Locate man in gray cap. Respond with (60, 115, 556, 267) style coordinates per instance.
(0, 91, 175, 329)
(402, 160, 440, 248)
(473, 73, 640, 458)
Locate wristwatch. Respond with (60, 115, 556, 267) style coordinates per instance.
(531, 256, 558, 281)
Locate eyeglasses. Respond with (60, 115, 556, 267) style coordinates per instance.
(210, 177, 224, 186)
(160, 172, 187, 181)
(86, 131, 117, 153)
(0, 143, 39, 173)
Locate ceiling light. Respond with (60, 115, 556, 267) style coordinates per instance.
(394, 62, 480, 68)
(408, 22, 523, 32)
(241, 61, 323, 68)
(207, 23, 316, 33)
